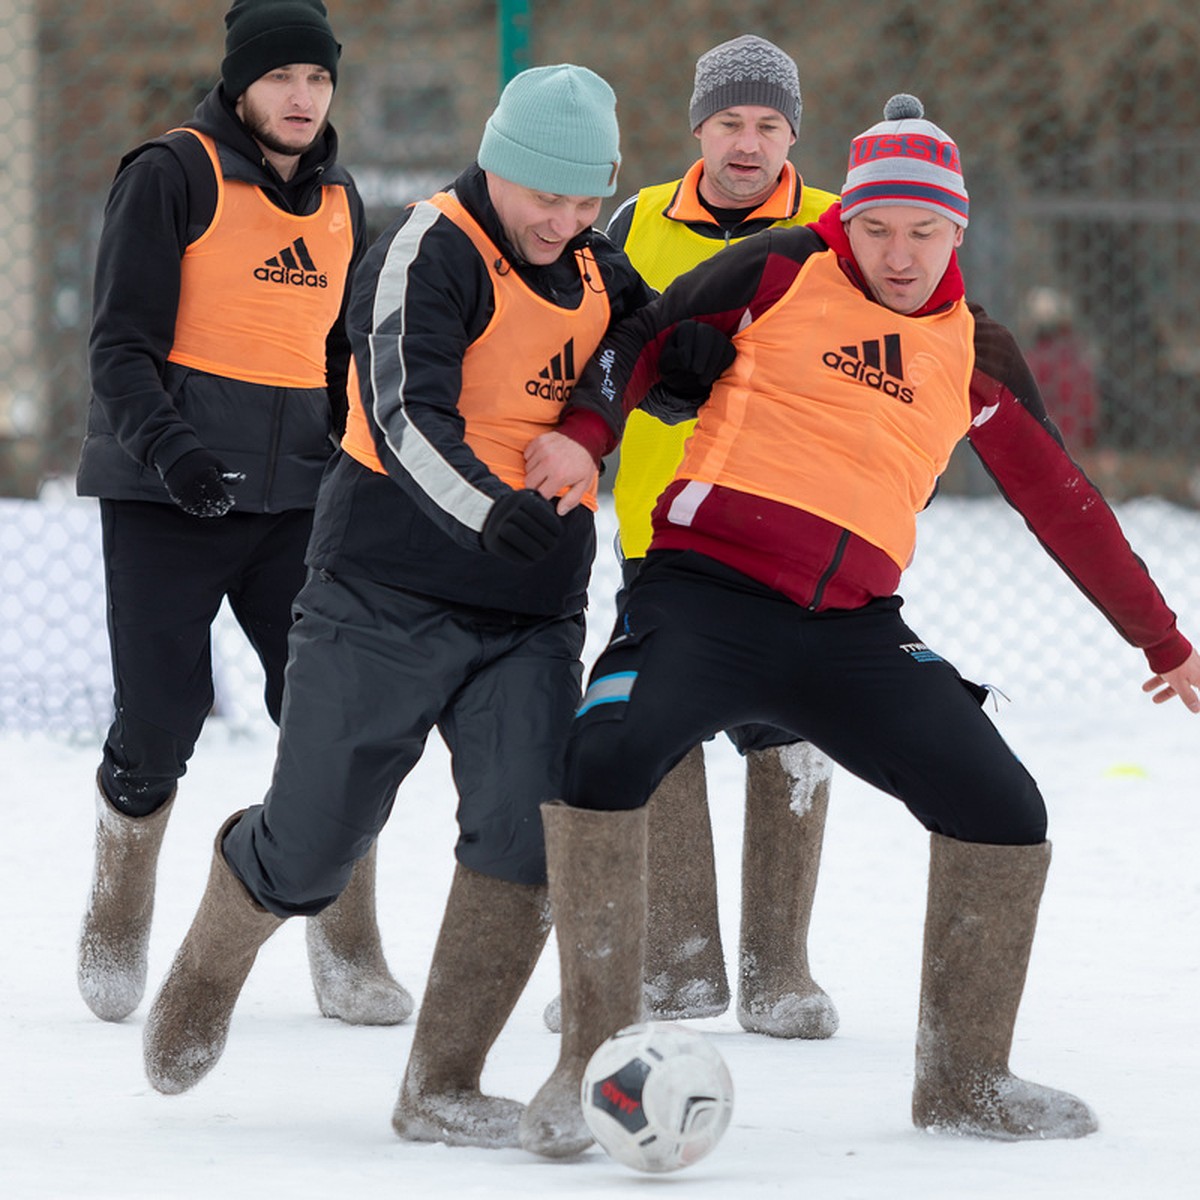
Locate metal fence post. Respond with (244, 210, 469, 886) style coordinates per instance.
(496, 0, 532, 90)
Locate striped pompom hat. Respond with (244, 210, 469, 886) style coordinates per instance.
(840, 94, 968, 227)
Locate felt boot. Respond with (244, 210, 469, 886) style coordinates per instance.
(541, 744, 724, 1031)
(392, 864, 551, 1147)
(911, 833, 1099, 1140)
(143, 812, 283, 1094)
(737, 742, 839, 1039)
(642, 744, 730, 1019)
(306, 840, 413, 1026)
(78, 773, 174, 1022)
(520, 803, 647, 1159)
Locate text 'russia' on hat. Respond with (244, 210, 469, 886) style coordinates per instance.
(840, 94, 968, 227)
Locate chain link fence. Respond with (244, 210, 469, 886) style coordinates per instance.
(2, 0, 1198, 735)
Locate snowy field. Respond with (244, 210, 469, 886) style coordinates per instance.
(1, 492, 1198, 1198)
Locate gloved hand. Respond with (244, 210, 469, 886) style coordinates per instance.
(160, 449, 244, 517)
(481, 489, 562, 563)
(658, 319, 736, 399)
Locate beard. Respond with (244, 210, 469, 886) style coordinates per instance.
(239, 98, 329, 161)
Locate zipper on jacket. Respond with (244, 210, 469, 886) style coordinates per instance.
(808, 529, 850, 611)
(263, 388, 285, 507)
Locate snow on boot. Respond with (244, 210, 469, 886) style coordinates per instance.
(737, 743, 839, 1039)
(143, 812, 283, 1095)
(642, 744, 730, 1019)
(520, 803, 647, 1159)
(306, 840, 413, 1026)
(392, 864, 551, 1148)
(912, 833, 1099, 1141)
(541, 744, 724, 1032)
(78, 773, 174, 1022)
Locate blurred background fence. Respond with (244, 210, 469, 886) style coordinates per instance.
(2, 0, 1198, 735)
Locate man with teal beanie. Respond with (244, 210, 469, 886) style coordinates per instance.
(141, 64, 667, 1150)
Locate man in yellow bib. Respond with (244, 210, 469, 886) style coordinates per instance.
(594, 35, 842, 1039)
(74, 0, 405, 1030)
(522, 94, 1200, 1154)
(142, 64, 666, 1150)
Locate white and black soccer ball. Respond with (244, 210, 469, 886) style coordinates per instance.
(580, 1021, 734, 1173)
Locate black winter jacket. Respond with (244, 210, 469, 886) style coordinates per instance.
(306, 165, 654, 618)
(76, 85, 367, 512)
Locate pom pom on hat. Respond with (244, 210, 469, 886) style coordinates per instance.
(221, 0, 341, 100)
(883, 93, 925, 121)
(840, 93, 968, 227)
(478, 64, 622, 198)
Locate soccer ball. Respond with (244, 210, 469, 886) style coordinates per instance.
(580, 1021, 734, 1173)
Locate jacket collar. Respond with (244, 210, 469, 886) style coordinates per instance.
(663, 158, 801, 227)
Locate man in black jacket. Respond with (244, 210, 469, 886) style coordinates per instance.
(142, 62, 668, 1150)
(75, 0, 408, 1029)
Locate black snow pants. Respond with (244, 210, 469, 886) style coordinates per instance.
(98, 499, 312, 814)
(221, 568, 585, 916)
(567, 550, 1046, 845)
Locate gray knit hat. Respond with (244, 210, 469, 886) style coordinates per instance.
(478, 64, 621, 197)
(688, 34, 802, 134)
(221, 0, 340, 99)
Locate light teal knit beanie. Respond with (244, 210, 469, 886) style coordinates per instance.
(478, 64, 621, 197)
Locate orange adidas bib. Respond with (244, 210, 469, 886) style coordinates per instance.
(166, 130, 353, 388)
(343, 190, 610, 510)
(677, 249, 975, 568)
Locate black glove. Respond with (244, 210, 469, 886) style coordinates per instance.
(160, 448, 244, 517)
(481, 489, 562, 564)
(658, 319, 737, 399)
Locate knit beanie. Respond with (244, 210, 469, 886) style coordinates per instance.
(688, 34, 802, 135)
(478, 64, 621, 197)
(840, 94, 969, 227)
(221, 0, 341, 100)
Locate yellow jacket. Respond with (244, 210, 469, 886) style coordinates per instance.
(609, 158, 838, 557)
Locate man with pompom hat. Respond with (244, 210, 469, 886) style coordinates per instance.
(521, 94, 1200, 1155)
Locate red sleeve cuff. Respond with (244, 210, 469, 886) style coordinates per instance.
(557, 409, 615, 463)
(1145, 630, 1194, 676)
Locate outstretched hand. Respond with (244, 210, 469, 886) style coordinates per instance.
(1142, 648, 1200, 713)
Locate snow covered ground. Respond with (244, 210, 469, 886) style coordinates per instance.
(1, 494, 1198, 1198)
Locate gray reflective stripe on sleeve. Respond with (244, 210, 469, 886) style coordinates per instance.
(370, 199, 492, 533)
(576, 670, 637, 717)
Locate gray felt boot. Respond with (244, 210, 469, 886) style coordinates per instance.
(143, 812, 283, 1094)
(520, 803, 647, 1159)
(78, 773, 174, 1022)
(737, 742, 839, 1039)
(306, 840, 413, 1026)
(911, 833, 1099, 1140)
(642, 744, 730, 1019)
(541, 744, 724, 1032)
(392, 864, 551, 1147)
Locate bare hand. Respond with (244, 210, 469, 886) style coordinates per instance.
(1142, 648, 1200, 713)
(523, 432, 597, 515)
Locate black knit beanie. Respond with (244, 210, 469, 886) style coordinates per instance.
(221, 0, 341, 100)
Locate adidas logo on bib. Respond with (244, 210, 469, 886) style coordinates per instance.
(526, 339, 577, 402)
(254, 237, 328, 288)
(822, 334, 914, 403)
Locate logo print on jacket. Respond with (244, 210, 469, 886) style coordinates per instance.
(254, 237, 329, 288)
(527, 339, 577, 402)
(822, 333, 914, 403)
